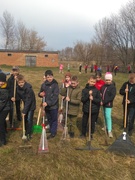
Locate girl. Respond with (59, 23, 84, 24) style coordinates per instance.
(100, 72, 116, 138)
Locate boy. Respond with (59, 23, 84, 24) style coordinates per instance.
(38, 70, 59, 139)
(60, 76, 81, 138)
(0, 73, 10, 146)
(16, 74, 36, 139)
(7, 66, 22, 127)
(119, 73, 135, 136)
(100, 72, 116, 138)
(80, 75, 101, 139)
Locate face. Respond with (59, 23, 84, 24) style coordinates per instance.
(0, 82, 4, 87)
(88, 78, 96, 86)
(129, 76, 135, 84)
(71, 81, 78, 88)
(46, 75, 53, 82)
(12, 70, 19, 76)
(18, 80, 25, 88)
(96, 76, 101, 81)
(105, 79, 112, 85)
(65, 76, 71, 82)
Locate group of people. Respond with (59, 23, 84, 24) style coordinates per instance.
(0, 66, 135, 147)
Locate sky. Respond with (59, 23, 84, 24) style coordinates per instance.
(0, 0, 130, 51)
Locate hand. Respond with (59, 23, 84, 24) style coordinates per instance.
(126, 99, 130, 104)
(22, 113, 25, 117)
(100, 102, 103, 106)
(43, 102, 47, 107)
(66, 96, 70, 101)
(89, 95, 93, 100)
(125, 88, 128, 93)
(40, 91, 45, 97)
(89, 90, 92, 95)
(11, 97, 16, 102)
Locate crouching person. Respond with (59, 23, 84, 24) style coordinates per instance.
(16, 74, 36, 140)
(0, 73, 10, 146)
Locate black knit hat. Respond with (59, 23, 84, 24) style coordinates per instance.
(45, 70, 53, 76)
(0, 73, 6, 82)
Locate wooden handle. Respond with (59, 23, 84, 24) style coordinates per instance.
(124, 84, 128, 128)
(14, 79, 16, 98)
(37, 107, 41, 125)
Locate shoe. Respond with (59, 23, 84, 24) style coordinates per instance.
(69, 132, 74, 138)
(79, 134, 86, 139)
(47, 134, 56, 140)
(108, 132, 113, 138)
(27, 134, 32, 141)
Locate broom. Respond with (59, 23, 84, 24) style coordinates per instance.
(32, 104, 42, 133)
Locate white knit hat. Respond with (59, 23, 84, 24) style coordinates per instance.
(105, 72, 113, 80)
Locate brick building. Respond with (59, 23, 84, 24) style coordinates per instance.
(0, 50, 59, 67)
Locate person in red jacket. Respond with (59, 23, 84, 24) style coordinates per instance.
(94, 71, 105, 124)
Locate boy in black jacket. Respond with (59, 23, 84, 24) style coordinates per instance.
(7, 66, 22, 127)
(38, 70, 59, 139)
(119, 73, 135, 136)
(0, 73, 10, 146)
(16, 74, 36, 139)
(80, 75, 101, 139)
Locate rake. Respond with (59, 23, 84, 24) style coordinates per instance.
(76, 96, 102, 151)
(107, 84, 135, 157)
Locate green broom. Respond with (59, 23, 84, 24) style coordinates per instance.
(33, 106, 42, 133)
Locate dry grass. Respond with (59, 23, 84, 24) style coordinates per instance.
(0, 65, 135, 180)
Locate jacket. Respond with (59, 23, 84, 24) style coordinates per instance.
(81, 84, 101, 113)
(17, 82, 36, 114)
(119, 81, 135, 108)
(100, 83, 116, 108)
(0, 82, 10, 112)
(38, 79, 59, 110)
(60, 85, 82, 116)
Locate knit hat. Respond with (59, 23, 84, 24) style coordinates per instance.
(65, 72, 71, 78)
(105, 72, 113, 80)
(0, 73, 6, 82)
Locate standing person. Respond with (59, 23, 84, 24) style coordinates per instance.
(114, 65, 118, 76)
(79, 64, 82, 74)
(59, 64, 64, 74)
(16, 74, 36, 139)
(80, 75, 101, 139)
(119, 73, 135, 136)
(0, 73, 10, 146)
(67, 64, 70, 72)
(7, 66, 22, 127)
(95, 71, 105, 124)
(100, 72, 116, 138)
(38, 70, 59, 139)
(84, 64, 88, 73)
(60, 76, 82, 138)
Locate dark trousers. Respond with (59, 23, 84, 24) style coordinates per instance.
(81, 112, 97, 135)
(0, 110, 9, 144)
(25, 110, 34, 136)
(46, 109, 58, 135)
(9, 100, 22, 124)
(123, 106, 135, 131)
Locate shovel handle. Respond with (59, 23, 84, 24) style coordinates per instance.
(37, 107, 42, 125)
(124, 84, 128, 128)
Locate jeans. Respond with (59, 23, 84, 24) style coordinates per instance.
(45, 109, 58, 135)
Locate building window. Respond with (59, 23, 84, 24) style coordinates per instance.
(45, 54, 48, 57)
(7, 53, 12, 56)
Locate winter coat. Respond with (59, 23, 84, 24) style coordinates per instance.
(0, 83, 10, 112)
(60, 85, 82, 116)
(7, 74, 20, 101)
(81, 84, 101, 113)
(119, 81, 135, 108)
(38, 79, 59, 110)
(17, 82, 36, 114)
(95, 79, 105, 90)
(100, 83, 116, 108)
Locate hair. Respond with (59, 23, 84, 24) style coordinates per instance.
(45, 70, 53, 77)
(71, 76, 78, 82)
(17, 74, 25, 81)
(89, 75, 96, 80)
(95, 71, 102, 77)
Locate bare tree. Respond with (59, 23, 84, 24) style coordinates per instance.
(0, 11, 15, 49)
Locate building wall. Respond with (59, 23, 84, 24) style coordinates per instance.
(0, 51, 59, 67)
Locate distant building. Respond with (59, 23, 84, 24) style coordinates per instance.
(0, 49, 59, 67)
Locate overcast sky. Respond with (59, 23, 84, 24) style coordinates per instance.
(0, 0, 129, 51)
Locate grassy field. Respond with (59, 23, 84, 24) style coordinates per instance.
(0, 65, 135, 180)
